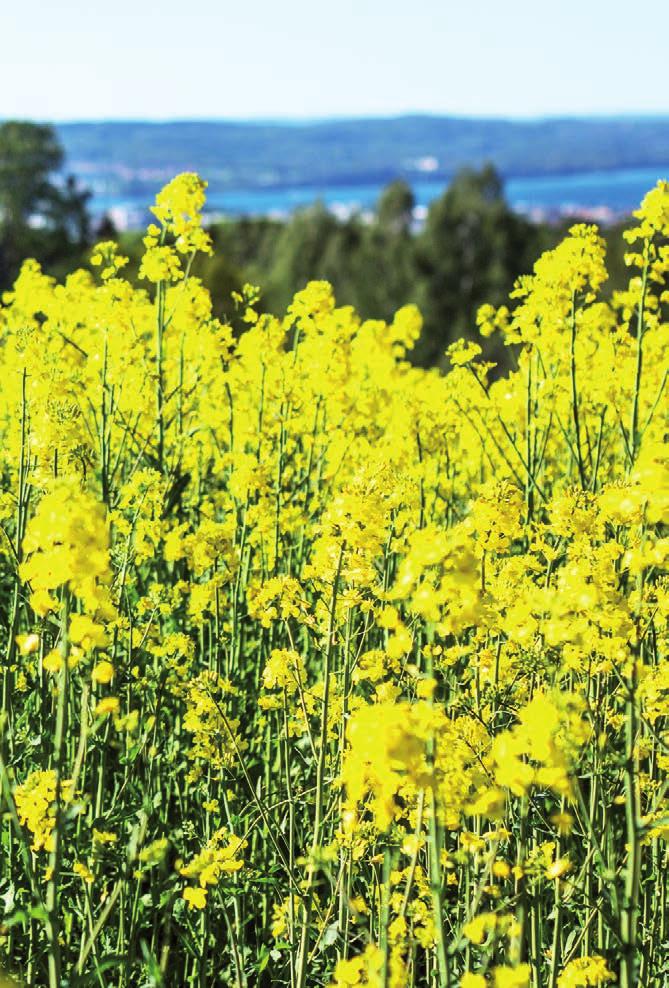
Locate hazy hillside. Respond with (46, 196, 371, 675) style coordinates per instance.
(56, 115, 669, 192)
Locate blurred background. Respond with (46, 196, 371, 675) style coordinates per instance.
(0, 0, 668, 365)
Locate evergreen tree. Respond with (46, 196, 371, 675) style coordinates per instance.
(0, 121, 91, 286)
(414, 164, 546, 365)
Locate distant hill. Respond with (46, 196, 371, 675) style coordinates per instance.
(55, 116, 669, 195)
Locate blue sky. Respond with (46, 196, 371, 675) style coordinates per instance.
(2, 0, 668, 121)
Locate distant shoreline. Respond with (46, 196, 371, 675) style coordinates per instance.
(80, 165, 669, 232)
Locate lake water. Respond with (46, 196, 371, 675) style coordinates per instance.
(91, 165, 669, 228)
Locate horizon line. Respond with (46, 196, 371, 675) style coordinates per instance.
(4, 110, 668, 127)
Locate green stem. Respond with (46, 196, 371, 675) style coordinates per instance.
(569, 292, 586, 488)
(46, 596, 70, 988)
(629, 252, 649, 466)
